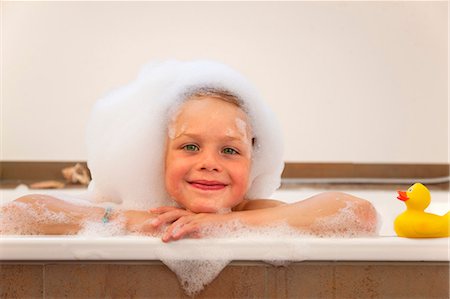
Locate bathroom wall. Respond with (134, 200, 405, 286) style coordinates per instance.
(2, 1, 448, 164)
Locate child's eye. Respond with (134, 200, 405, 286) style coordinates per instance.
(182, 144, 199, 152)
(222, 147, 239, 155)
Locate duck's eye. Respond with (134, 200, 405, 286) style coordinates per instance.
(223, 147, 238, 155)
(408, 188, 413, 192)
(183, 144, 199, 151)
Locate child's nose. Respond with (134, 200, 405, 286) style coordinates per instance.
(198, 151, 221, 172)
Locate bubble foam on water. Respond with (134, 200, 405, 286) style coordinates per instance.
(162, 259, 230, 296)
(78, 217, 127, 237)
(307, 200, 380, 237)
(0, 201, 71, 235)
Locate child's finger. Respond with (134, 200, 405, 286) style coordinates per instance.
(140, 218, 163, 235)
(166, 217, 204, 241)
(171, 222, 201, 240)
(151, 209, 191, 227)
(162, 222, 180, 242)
(162, 216, 193, 242)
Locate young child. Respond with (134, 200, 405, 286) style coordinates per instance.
(2, 60, 378, 240)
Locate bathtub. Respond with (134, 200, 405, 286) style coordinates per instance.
(1, 187, 449, 262)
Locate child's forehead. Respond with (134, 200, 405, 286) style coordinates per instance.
(176, 96, 249, 122)
(167, 96, 253, 142)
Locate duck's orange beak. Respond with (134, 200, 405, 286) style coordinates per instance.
(397, 191, 409, 201)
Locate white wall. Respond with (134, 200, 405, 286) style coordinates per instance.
(2, 1, 448, 163)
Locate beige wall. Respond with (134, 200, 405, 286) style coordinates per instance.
(2, 1, 448, 163)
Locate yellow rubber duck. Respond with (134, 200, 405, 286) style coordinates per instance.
(394, 183, 449, 238)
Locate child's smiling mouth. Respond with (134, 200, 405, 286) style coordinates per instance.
(188, 180, 228, 191)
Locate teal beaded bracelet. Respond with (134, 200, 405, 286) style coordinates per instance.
(102, 207, 113, 223)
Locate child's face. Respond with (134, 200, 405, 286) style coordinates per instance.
(165, 96, 252, 213)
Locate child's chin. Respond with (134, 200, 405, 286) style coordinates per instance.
(189, 202, 229, 214)
(190, 206, 220, 213)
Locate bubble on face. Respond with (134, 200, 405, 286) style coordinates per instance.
(168, 122, 187, 140)
(234, 117, 250, 144)
(225, 127, 234, 137)
(168, 125, 176, 140)
(167, 101, 189, 141)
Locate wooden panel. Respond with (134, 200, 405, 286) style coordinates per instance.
(0, 264, 43, 298)
(1, 161, 90, 180)
(1, 161, 448, 181)
(282, 163, 449, 178)
(0, 261, 448, 298)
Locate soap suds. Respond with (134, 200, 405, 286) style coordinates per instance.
(162, 259, 230, 296)
(85, 60, 284, 210)
(0, 201, 72, 235)
(235, 117, 250, 143)
(78, 215, 127, 237)
(309, 201, 380, 237)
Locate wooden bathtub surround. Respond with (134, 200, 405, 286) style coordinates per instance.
(1, 261, 449, 298)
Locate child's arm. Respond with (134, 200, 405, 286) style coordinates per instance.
(1, 195, 158, 235)
(151, 192, 378, 242)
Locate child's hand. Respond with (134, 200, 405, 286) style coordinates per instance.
(149, 206, 229, 242)
(149, 206, 195, 227)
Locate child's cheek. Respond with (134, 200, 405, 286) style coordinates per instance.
(234, 163, 251, 196)
(164, 162, 185, 199)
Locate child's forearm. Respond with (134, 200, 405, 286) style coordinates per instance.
(231, 205, 309, 228)
(3, 195, 157, 235)
(150, 192, 378, 242)
(2, 195, 103, 235)
(121, 209, 158, 234)
(232, 192, 378, 235)
(29, 209, 158, 235)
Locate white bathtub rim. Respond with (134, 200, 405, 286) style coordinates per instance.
(0, 236, 448, 262)
(1, 188, 448, 261)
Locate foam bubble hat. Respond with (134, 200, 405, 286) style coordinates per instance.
(86, 60, 284, 210)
